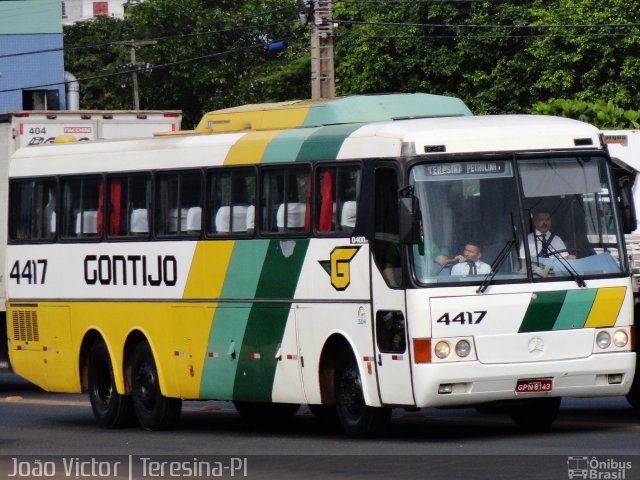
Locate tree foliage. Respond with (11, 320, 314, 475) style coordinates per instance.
(64, 0, 308, 126)
(333, 0, 640, 117)
(532, 99, 640, 129)
(64, 0, 640, 126)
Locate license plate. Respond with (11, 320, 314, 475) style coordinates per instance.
(515, 378, 553, 393)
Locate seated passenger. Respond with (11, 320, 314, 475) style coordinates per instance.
(450, 241, 491, 275)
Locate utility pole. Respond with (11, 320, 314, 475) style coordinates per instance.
(115, 40, 156, 110)
(310, 0, 335, 99)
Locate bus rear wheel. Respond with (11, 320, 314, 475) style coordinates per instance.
(334, 356, 391, 438)
(131, 342, 182, 430)
(509, 397, 561, 431)
(87, 339, 135, 428)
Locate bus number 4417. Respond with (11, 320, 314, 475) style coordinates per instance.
(10, 259, 48, 285)
(437, 311, 487, 325)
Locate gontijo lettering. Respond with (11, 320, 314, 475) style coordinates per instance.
(84, 254, 177, 286)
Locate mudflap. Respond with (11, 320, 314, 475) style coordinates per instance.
(0, 312, 11, 372)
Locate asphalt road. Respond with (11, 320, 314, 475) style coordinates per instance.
(1, 373, 640, 479)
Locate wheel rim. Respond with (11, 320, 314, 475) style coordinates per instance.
(338, 365, 365, 419)
(135, 361, 157, 412)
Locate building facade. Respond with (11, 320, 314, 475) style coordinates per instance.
(0, 0, 66, 112)
(62, 0, 133, 25)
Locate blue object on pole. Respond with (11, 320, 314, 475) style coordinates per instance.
(267, 41, 286, 52)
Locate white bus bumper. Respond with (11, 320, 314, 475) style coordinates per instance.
(411, 352, 635, 408)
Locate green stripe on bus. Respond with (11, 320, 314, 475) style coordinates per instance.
(261, 128, 317, 164)
(199, 240, 270, 399)
(519, 291, 567, 333)
(295, 124, 364, 161)
(552, 289, 597, 330)
(233, 239, 310, 401)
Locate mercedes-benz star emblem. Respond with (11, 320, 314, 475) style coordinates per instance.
(528, 336, 545, 353)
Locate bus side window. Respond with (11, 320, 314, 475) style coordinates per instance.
(261, 166, 310, 234)
(316, 165, 360, 234)
(156, 171, 202, 237)
(9, 179, 57, 242)
(60, 176, 101, 240)
(208, 168, 255, 235)
(374, 166, 401, 287)
(376, 310, 406, 353)
(107, 174, 151, 237)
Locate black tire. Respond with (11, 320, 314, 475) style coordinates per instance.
(131, 342, 182, 430)
(87, 339, 135, 428)
(510, 397, 561, 431)
(334, 355, 391, 438)
(234, 401, 300, 423)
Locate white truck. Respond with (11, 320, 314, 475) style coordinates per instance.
(0, 110, 182, 370)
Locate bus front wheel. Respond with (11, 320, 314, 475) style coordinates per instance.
(131, 342, 182, 430)
(334, 356, 391, 438)
(509, 397, 561, 431)
(88, 339, 135, 428)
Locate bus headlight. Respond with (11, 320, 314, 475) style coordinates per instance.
(613, 330, 629, 348)
(596, 331, 611, 349)
(455, 340, 471, 358)
(434, 341, 451, 359)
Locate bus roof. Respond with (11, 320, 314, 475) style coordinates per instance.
(190, 93, 473, 133)
(10, 114, 602, 177)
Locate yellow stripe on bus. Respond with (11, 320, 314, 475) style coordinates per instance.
(224, 130, 284, 165)
(584, 286, 626, 328)
(183, 241, 235, 299)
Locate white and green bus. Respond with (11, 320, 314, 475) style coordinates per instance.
(5, 94, 637, 437)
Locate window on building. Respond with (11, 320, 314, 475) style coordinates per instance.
(61, 1, 67, 18)
(93, 1, 108, 16)
(22, 90, 60, 110)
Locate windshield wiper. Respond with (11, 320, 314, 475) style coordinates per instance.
(477, 213, 518, 294)
(476, 238, 516, 294)
(545, 243, 587, 288)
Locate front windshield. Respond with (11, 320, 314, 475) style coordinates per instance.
(409, 156, 626, 285)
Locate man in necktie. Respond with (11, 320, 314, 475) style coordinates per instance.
(451, 241, 492, 276)
(538, 233, 549, 257)
(519, 209, 576, 260)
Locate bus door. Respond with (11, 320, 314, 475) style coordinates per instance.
(370, 164, 416, 406)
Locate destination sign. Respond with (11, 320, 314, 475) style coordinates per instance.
(424, 161, 507, 177)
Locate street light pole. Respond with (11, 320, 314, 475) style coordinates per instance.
(310, 0, 335, 99)
(115, 40, 156, 110)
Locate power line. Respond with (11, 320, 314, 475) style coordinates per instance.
(0, 36, 297, 94)
(0, 5, 298, 60)
(334, 31, 640, 40)
(332, 19, 640, 29)
(0, 21, 295, 60)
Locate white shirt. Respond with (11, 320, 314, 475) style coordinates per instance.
(451, 260, 491, 276)
(519, 231, 568, 258)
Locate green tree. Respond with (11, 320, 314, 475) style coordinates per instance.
(64, 0, 307, 126)
(532, 98, 640, 129)
(63, 16, 135, 109)
(526, 0, 640, 110)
